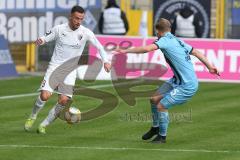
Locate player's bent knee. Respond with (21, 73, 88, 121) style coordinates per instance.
(58, 95, 70, 106)
(150, 97, 155, 104)
(150, 96, 161, 105)
(157, 103, 168, 112)
(40, 91, 51, 101)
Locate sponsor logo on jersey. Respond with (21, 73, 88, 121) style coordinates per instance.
(78, 35, 83, 41)
(45, 30, 52, 36)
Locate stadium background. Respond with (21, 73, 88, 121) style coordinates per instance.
(1, 0, 239, 77)
(0, 0, 240, 160)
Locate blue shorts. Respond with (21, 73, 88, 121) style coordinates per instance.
(158, 79, 198, 109)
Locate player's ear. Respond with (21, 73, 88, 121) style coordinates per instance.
(69, 14, 73, 20)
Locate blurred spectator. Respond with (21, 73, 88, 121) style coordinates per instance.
(98, 0, 129, 35)
(172, 5, 202, 38)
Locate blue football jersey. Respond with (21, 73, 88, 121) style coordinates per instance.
(154, 32, 198, 87)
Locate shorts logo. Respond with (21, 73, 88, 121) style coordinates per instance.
(170, 89, 178, 96)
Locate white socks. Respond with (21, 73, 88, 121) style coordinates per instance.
(30, 95, 66, 128)
(30, 95, 46, 119)
(40, 103, 65, 127)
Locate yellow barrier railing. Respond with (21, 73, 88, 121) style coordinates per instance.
(26, 43, 36, 72)
(120, 0, 153, 36)
(216, 0, 225, 38)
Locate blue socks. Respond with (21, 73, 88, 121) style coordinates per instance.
(158, 111, 169, 136)
(151, 104, 159, 127)
(151, 104, 170, 136)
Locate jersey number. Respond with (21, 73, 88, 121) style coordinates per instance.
(41, 80, 46, 88)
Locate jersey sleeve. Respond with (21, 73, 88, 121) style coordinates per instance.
(184, 42, 193, 54)
(41, 26, 58, 43)
(176, 38, 193, 54)
(87, 30, 109, 63)
(153, 38, 168, 50)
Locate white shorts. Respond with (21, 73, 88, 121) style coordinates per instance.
(39, 64, 77, 97)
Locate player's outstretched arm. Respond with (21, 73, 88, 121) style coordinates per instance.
(191, 49, 220, 76)
(87, 30, 111, 73)
(35, 37, 46, 46)
(115, 44, 158, 54)
(35, 27, 58, 46)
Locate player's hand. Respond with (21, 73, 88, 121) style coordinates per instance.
(35, 37, 45, 46)
(104, 62, 111, 73)
(114, 47, 127, 54)
(209, 67, 220, 76)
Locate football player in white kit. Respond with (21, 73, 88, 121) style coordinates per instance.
(24, 6, 111, 134)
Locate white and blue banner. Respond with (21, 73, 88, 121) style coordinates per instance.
(0, 0, 101, 42)
(0, 35, 18, 78)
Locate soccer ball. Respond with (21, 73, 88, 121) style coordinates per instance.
(64, 107, 81, 124)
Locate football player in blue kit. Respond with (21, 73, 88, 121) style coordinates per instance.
(115, 18, 220, 143)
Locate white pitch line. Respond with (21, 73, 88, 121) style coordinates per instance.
(0, 93, 39, 100)
(0, 80, 142, 100)
(0, 144, 237, 153)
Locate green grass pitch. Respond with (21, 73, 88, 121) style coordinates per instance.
(0, 76, 240, 160)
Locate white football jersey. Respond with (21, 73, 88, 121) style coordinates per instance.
(41, 23, 108, 66)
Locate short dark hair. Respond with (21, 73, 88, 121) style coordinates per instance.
(155, 18, 171, 32)
(71, 5, 85, 14)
